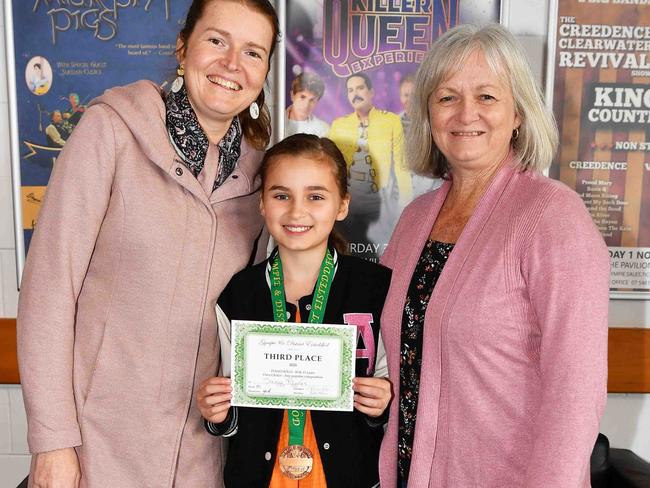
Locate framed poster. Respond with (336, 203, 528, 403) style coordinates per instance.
(546, 0, 650, 298)
(5, 0, 191, 281)
(283, 0, 506, 261)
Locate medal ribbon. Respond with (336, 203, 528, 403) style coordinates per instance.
(269, 249, 335, 447)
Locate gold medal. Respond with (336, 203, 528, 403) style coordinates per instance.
(278, 444, 314, 480)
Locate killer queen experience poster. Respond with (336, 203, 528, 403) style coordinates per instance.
(548, 0, 650, 297)
(284, 0, 502, 261)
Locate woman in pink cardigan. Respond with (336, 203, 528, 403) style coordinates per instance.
(379, 24, 609, 487)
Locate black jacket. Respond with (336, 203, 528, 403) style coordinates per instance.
(210, 250, 391, 488)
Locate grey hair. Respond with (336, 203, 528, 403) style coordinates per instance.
(408, 23, 558, 178)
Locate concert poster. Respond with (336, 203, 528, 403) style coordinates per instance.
(547, 0, 650, 298)
(6, 0, 189, 270)
(284, 0, 503, 261)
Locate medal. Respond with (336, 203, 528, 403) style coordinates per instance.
(268, 248, 336, 480)
(278, 444, 314, 480)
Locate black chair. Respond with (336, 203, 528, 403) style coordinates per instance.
(591, 433, 650, 487)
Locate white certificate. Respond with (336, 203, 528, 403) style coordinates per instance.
(230, 320, 355, 411)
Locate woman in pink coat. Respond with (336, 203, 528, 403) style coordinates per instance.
(379, 24, 609, 487)
(17, 1, 278, 486)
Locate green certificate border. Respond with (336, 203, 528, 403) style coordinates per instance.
(231, 320, 355, 411)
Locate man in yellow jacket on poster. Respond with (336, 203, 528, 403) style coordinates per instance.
(329, 73, 412, 259)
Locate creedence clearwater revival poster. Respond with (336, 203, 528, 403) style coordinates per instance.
(548, 0, 650, 297)
(284, 0, 502, 261)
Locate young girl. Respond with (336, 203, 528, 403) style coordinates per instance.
(197, 133, 392, 488)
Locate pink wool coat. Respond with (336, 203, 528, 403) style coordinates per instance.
(379, 157, 610, 487)
(17, 80, 265, 487)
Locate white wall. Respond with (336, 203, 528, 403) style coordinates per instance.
(0, 0, 30, 484)
(0, 1, 647, 486)
(0, 0, 18, 318)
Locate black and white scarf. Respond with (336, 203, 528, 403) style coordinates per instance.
(165, 82, 242, 191)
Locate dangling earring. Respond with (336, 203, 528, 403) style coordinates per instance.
(172, 65, 184, 93)
(249, 101, 260, 120)
(512, 127, 520, 141)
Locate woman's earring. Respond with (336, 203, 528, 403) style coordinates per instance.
(512, 127, 520, 141)
(172, 65, 184, 93)
(249, 101, 260, 120)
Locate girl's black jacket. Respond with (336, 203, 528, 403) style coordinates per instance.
(208, 249, 391, 488)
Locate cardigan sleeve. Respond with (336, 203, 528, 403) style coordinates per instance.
(521, 187, 609, 487)
(17, 105, 117, 454)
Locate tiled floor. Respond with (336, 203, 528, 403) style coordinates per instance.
(0, 386, 29, 488)
(0, 454, 30, 488)
(0, 387, 27, 455)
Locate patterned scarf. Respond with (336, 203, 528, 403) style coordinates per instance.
(165, 82, 242, 191)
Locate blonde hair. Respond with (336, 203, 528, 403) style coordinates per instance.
(408, 23, 558, 178)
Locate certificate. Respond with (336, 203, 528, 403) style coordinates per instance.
(230, 320, 355, 411)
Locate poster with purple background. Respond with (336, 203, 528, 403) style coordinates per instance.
(285, 0, 502, 261)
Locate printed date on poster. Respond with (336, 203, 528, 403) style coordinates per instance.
(610, 247, 650, 291)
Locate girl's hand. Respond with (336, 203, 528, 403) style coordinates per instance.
(197, 377, 232, 424)
(352, 377, 392, 417)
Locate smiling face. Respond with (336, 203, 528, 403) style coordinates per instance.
(260, 154, 349, 256)
(176, 0, 274, 137)
(289, 90, 320, 121)
(428, 50, 520, 175)
(346, 76, 374, 115)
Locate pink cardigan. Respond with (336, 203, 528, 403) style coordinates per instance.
(379, 158, 609, 487)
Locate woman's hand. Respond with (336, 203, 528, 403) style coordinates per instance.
(352, 377, 392, 417)
(197, 377, 232, 424)
(29, 447, 81, 488)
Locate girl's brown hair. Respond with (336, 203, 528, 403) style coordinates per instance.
(261, 134, 350, 254)
(177, 0, 280, 150)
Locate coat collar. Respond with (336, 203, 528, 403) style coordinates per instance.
(167, 133, 263, 205)
(89, 80, 263, 206)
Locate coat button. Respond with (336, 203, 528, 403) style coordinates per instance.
(323, 443, 330, 450)
(286, 311, 291, 319)
(264, 451, 272, 461)
(306, 304, 312, 311)
(175, 167, 183, 176)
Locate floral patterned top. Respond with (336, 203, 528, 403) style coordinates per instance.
(398, 239, 454, 484)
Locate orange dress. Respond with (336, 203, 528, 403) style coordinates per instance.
(269, 308, 328, 488)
